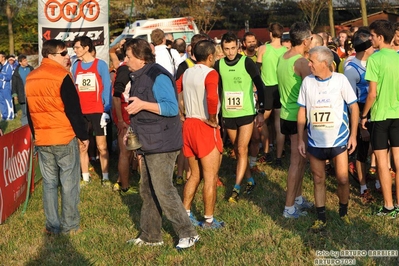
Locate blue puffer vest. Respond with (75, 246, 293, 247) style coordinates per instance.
(129, 63, 182, 154)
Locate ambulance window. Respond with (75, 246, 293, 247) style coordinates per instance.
(135, 35, 148, 41)
(173, 32, 195, 43)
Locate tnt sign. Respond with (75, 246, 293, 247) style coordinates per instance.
(44, 0, 100, 22)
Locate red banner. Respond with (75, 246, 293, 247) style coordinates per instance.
(0, 125, 32, 224)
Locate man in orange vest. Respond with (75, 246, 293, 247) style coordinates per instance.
(26, 39, 88, 235)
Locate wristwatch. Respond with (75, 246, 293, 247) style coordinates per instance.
(360, 114, 367, 119)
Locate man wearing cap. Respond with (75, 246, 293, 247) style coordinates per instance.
(0, 52, 14, 120)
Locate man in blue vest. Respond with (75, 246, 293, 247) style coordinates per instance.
(123, 38, 199, 250)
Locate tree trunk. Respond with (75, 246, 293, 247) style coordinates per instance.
(360, 0, 368, 26)
(6, 2, 14, 55)
(328, 0, 335, 38)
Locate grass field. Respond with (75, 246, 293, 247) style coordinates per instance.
(1, 107, 399, 266)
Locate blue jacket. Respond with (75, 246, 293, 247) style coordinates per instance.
(0, 62, 13, 91)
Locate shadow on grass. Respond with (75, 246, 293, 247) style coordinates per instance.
(248, 156, 399, 265)
(119, 170, 142, 233)
(214, 143, 399, 264)
(25, 234, 94, 266)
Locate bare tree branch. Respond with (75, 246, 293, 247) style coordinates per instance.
(297, 0, 327, 31)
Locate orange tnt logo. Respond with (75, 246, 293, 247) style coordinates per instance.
(44, 0, 100, 22)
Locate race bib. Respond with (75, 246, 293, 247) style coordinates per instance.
(311, 107, 334, 129)
(225, 91, 243, 110)
(76, 73, 96, 92)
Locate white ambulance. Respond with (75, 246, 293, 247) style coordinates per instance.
(110, 17, 199, 46)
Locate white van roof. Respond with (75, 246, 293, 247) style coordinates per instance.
(111, 17, 199, 47)
(126, 17, 198, 34)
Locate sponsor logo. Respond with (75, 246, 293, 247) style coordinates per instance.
(2, 139, 30, 188)
(42, 26, 104, 46)
(44, 0, 100, 22)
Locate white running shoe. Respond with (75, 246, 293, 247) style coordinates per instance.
(126, 237, 163, 246)
(176, 235, 200, 249)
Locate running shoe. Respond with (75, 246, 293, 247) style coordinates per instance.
(283, 207, 308, 218)
(126, 238, 163, 246)
(340, 215, 351, 225)
(120, 186, 138, 196)
(348, 162, 358, 182)
(228, 189, 240, 203)
(216, 177, 224, 187)
(376, 207, 397, 218)
(367, 166, 377, 180)
(200, 218, 225, 229)
(189, 212, 200, 227)
(113, 182, 121, 192)
(310, 220, 327, 233)
(295, 197, 314, 211)
(244, 181, 256, 194)
(176, 235, 200, 249)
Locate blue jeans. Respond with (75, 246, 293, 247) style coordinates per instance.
(20, 103, 28, 126)
(139, 151, 197, 242)
(38, 138, 80, 234)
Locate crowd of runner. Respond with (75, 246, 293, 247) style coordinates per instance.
(5, 18, 399, 249)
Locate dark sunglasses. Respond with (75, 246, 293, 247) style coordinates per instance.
(52, 50, 68, 57)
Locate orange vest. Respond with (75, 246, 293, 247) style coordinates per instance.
(26, 58, 76, 146)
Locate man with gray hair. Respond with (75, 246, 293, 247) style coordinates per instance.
(297, 46, 359, 232)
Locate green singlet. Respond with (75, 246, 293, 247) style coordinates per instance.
(261, 44, 287, 86)
(277, 54, 302, 121)
(365, 48, 399, 121)
(219, 56, 255, 118)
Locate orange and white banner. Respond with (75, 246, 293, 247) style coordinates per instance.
(38, 0, 109, 64)
(0, 126, 33, 224)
